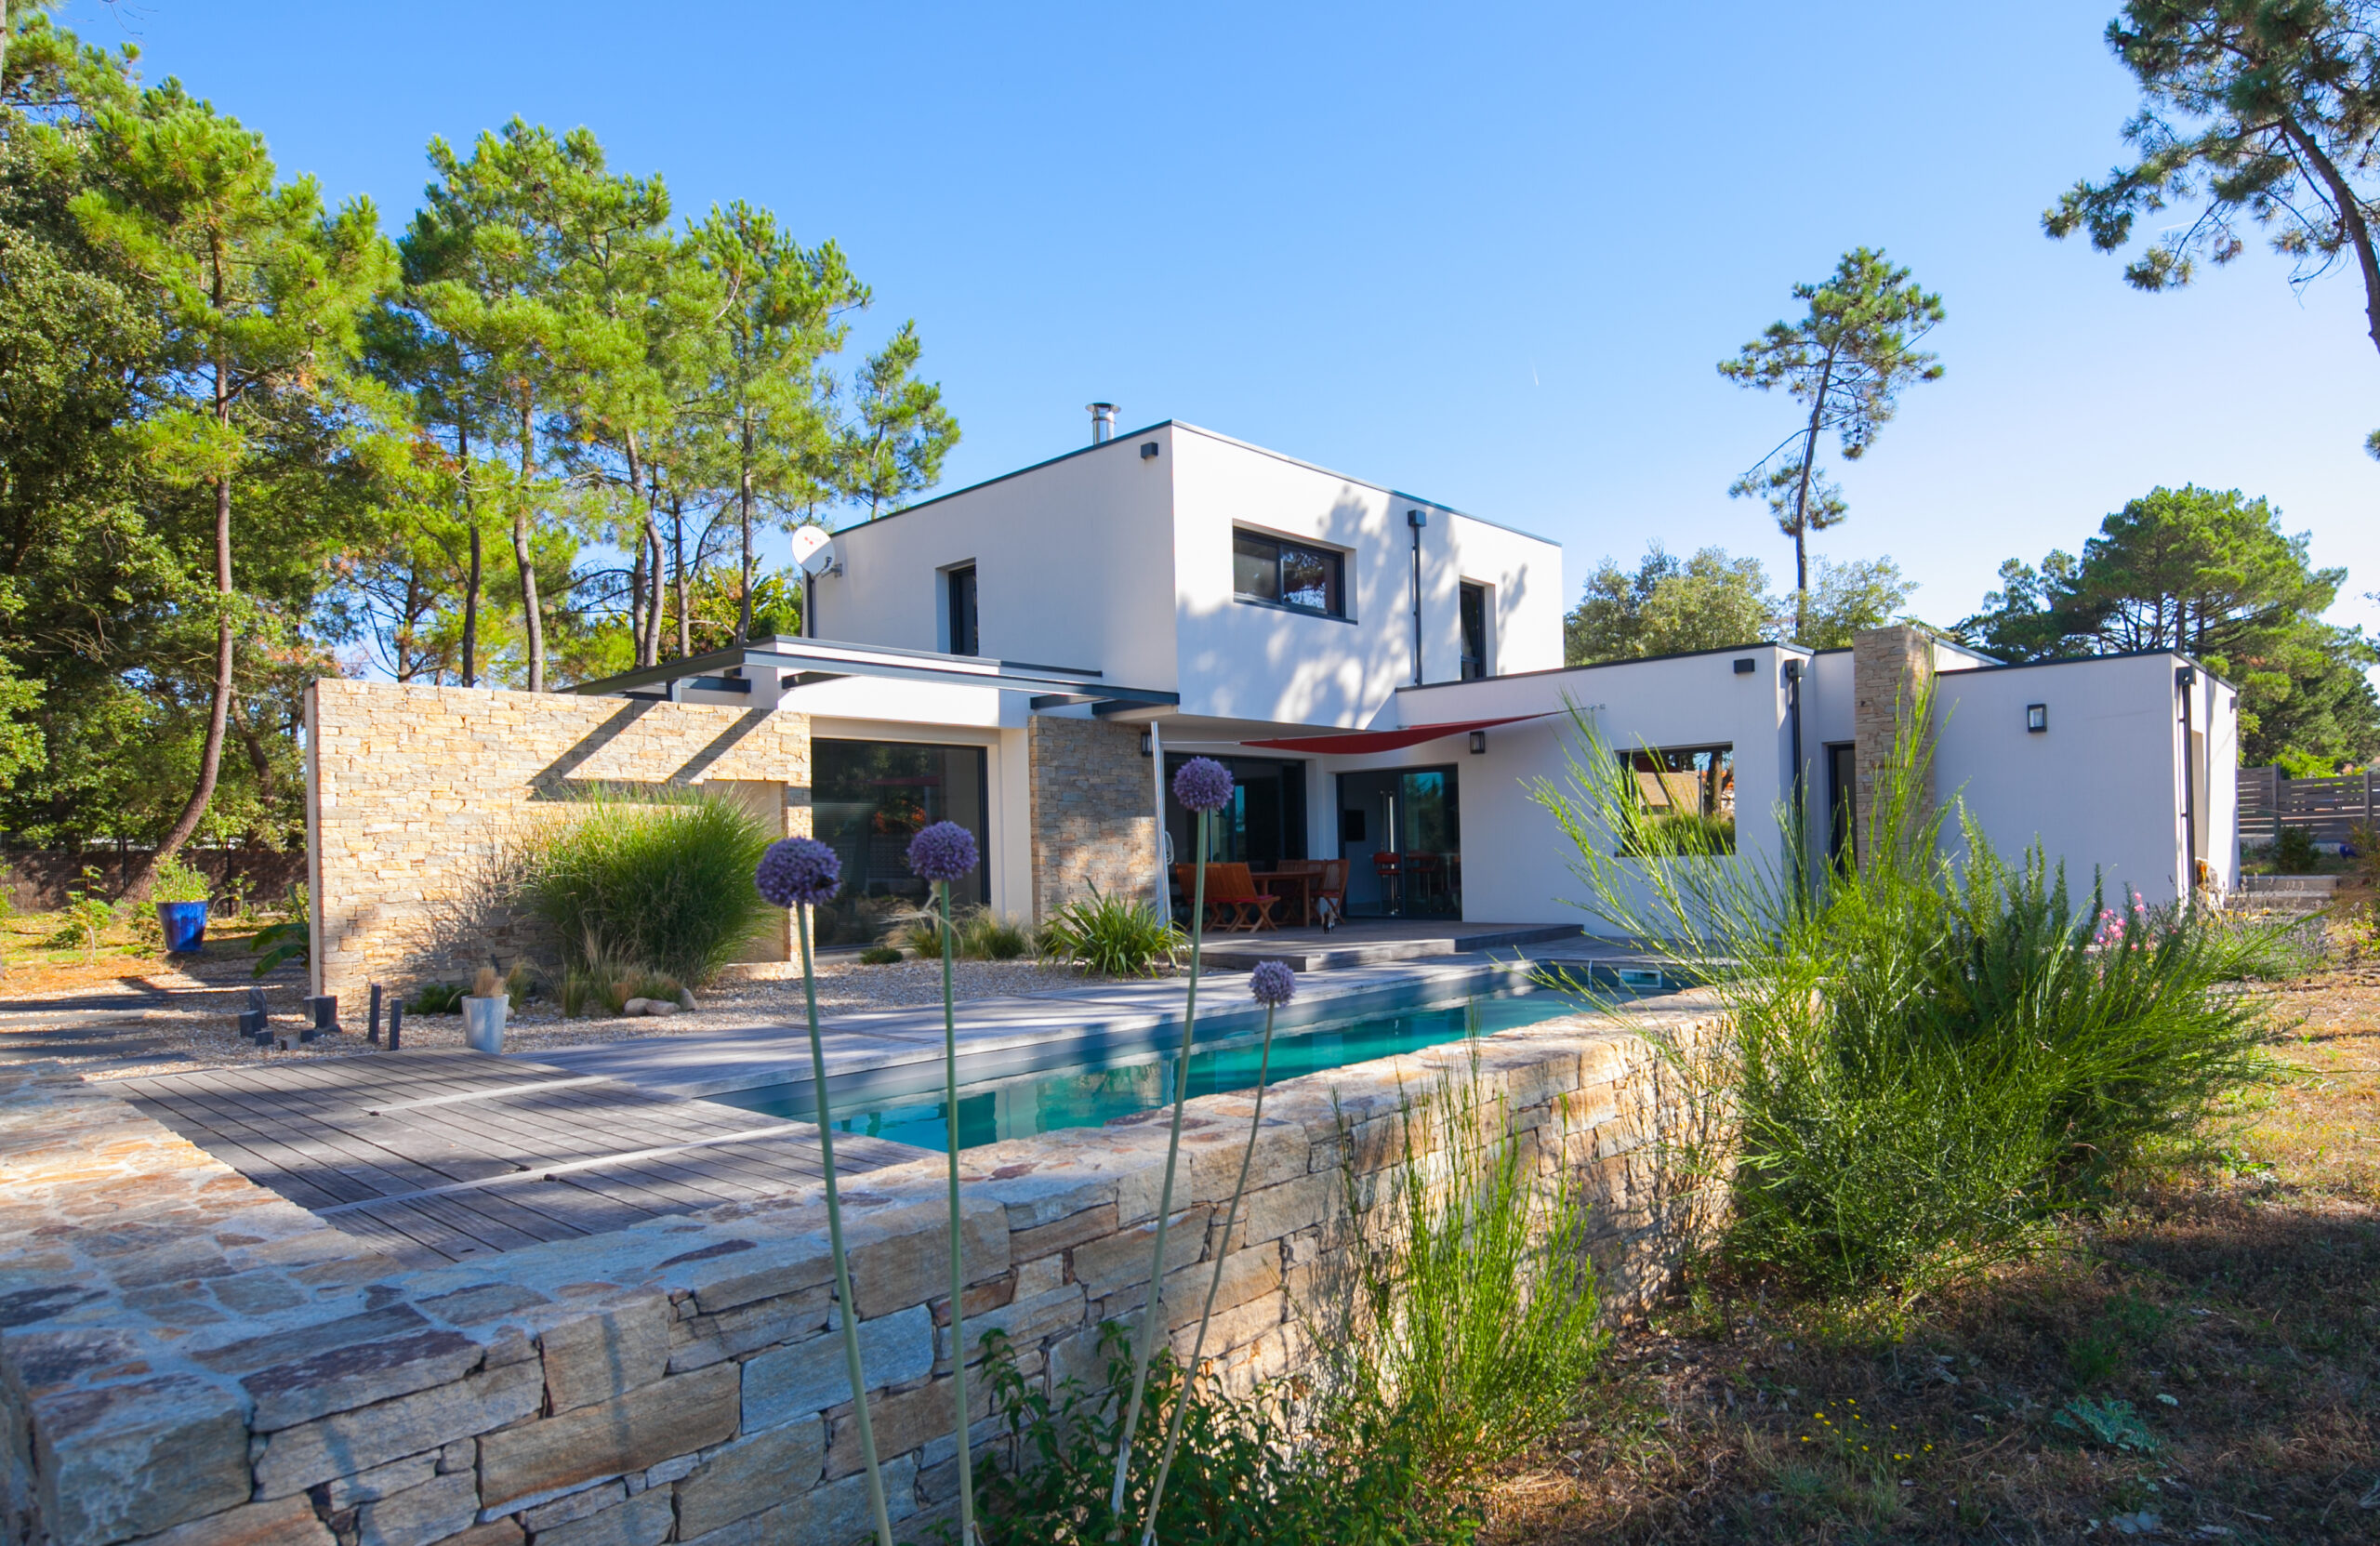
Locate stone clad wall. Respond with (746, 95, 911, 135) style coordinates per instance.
(306, 681, 813, 1007)
(0, 996, 1722, 1546)
(1851, 625, 1937, 854)
(1025, 716, 1157, 923)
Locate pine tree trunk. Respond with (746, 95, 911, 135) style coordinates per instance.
(127, 343, 237, 899)
(672, 496, 690, 659)
(514, 391, 545, 692)
(737, 417, 755, 644)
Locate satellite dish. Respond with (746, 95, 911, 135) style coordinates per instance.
(791, 525, 835, 575)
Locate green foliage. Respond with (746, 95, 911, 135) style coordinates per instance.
(247, 884, 311, 976)
(149, 859, 208, 904)
(1959, 484, 2379, 766)
(2052, 1394, 2162, 1454)
(893, 904, 1036, 961)
(1038, 885, 1183, 976)
(1565, 545, 1917, 665)
(976, 1327, 1457, 1546)
(408, 980, 467, 1015)
(1718, 247, 1944, 630)
(55, 866, 116, 962)
(856, 944, 904, 965)
(2272, 824, 2322, 873)
(1532, 692, 2282, 1298)
(1620, 811, 1738, 858)
(522, 788, 774, 986)
(835, 318, 960, 520)
(558, 930, 684, 1018)
(1330, 1051, 1608, 1481)
(2047, 0, 2380, 397)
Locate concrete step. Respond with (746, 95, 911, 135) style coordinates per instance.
(1201, 923, 1582, 972)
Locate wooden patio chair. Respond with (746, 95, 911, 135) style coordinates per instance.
(1312, 859, 1349, 929)
(1199, 863, 1280, 932)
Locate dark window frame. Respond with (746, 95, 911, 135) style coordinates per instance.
(1459, 581, 1489, 681)
(945, 564, 978, 656)
(1232, 528, 1349, 619)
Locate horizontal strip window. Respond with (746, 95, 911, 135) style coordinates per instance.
(1232, 594, 1357, 625)
(1233, 529, 1347, 618)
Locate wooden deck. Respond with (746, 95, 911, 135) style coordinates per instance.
(114, 1049, 927, 1269)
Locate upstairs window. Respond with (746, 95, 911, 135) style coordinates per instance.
(1460, 582, 1489, 680)
(1233, 529, 1346, 617)
(945, 565, 978, 655)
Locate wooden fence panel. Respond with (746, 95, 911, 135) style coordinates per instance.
(2237, 768, 2375, 844)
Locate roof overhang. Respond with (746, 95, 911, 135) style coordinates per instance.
(572, 637, 1180, 712)
(1236, 713, 1554, 755)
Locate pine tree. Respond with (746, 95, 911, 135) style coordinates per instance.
(838, 320, 959, 522)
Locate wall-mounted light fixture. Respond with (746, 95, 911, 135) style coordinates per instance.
(1468, 731, 1487, 755)
(1140, 441, 1158, 459)
(1732, 658, 1755, 675)
(2026, 703, 2047, 733)
(1139, 730, 1153, 757)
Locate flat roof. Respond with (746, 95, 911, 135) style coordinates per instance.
(831, 419, 1563, 548)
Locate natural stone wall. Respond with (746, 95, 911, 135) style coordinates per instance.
(0, 993, 1722, 1546)
(1851, 624, 1937, 857)
(305, 681, 813, 1007)
(1025, 716, 1157, 923)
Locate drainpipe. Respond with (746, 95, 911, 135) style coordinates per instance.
(1148, 718, 1169, 920)
(2176, 665, 2197, 911)
(1407, 509, 1427, 686)
(1784, 658, 1805, 905)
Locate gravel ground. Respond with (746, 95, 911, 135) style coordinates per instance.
(4, 945, 1167, 1081)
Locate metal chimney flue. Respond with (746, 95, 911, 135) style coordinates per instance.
(1088, 403, 1117, 444)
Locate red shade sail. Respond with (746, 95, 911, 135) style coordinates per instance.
(1236, 713, 1553, 755)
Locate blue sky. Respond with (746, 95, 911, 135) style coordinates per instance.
(66, 0, 2380, 640)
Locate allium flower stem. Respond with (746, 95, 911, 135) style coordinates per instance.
(1138, 995, 1283, 1546)
(1110, 814, 1208, 1518)
(937, 878, 978, 1544)
(800, 908, 895, 1546)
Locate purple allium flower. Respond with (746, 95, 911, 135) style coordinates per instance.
(1172, 757, 1235, 814)
(906, 820, 979, 884)
(1249, 959, 1297, 1008)
(756, 837, 841, 907)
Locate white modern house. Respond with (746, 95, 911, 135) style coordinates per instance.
(546, 412, 2236, 944)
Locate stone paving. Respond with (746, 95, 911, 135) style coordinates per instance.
(1, 981, 1724, 1546)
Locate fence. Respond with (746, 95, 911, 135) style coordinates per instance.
(2236, 766, 2376, 846)
(1, 845, 307, 911)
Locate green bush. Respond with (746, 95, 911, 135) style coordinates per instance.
(2272, 825, 2320, 872)
(1534, 694, 2282, 1298)
(977, 1328, 1452, 1546)
(248, 884, 311, 977)
(524, 789, 774, 986)
(150, 859, 209, 904)
(857, 944, 904, 965)
(1038, 884, 1183, 976)
(409, 981, 467, 1015)
(893, 904, 1037, 961)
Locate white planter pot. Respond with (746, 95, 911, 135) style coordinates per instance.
(460, 996, 508, 1054)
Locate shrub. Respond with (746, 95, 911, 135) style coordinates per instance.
(857, 944, 904, 965)
(893, 904, 1036, 960)
(524, 788, 774, 986)
(1038, 884, 1183, 976)
(151, 860, 209, 904)
(1533, 692, 2282, 1298)
(977, 1328, 1451, 1546)
(409, 981, 467, 1014)
(248, 884, 311, 977)
(558, 929, 686, 1017)
(2273, 824, 2321, 872)
(1322, 1047, 1606, 1481)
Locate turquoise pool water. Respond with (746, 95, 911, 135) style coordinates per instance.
(707, 991, 1591, 1153)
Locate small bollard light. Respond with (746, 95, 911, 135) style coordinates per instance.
(240, 1006, 269, 1044)
(387, 1000, 403, 1051)
(307, 994, 338, 1036)
(368, 984, 383, 1046)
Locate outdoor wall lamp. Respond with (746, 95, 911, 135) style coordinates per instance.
(1732, 657, 1755, 675)
(1139, 730, 1153, 757)
(1140, 442, 1159, 459)
(1468, 731, 1487, 755)
(2026, 703, 2047, 733)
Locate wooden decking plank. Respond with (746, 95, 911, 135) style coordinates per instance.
(389, 1189, 570, 1254)
(324, 1207, 453, 1270)
(122, 1103, 360, 1210)
(341, 1197, 514, 1262)
(126, 1086, 433, 1202)
(183, 1089, 508, 1195)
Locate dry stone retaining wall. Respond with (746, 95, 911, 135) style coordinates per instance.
(305, 681, 813, 1008)
(1, 993, 1722, 1546)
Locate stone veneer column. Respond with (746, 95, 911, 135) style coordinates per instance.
(1850, 624, 1936, 861)
(1025, 715, 1157, 923)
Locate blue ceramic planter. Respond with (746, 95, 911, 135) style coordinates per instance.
(156, 900, 208, 954)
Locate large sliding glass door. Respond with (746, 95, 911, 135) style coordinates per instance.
(811, 740, 989, 945)
(1161, 755, 1308, 872)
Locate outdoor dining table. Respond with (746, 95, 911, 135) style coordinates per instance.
(1254, 868, 1313, 926)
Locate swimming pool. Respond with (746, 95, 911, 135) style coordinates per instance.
(707, 988, 1599, 1153)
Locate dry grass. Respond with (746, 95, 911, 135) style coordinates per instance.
(1486, 957, 2380, 1545)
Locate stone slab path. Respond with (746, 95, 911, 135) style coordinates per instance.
(113, 1048, 927, 1270)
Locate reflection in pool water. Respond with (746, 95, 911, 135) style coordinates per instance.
(708, 991, 1591, 1153)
